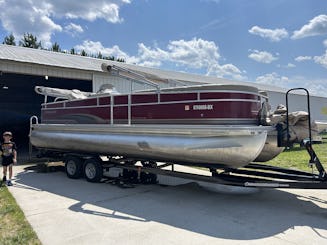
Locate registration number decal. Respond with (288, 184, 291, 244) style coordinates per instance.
(192, 104, 214, 110)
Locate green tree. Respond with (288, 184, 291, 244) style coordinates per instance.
(97, 52, 103, 59)
(51, 42, 60, 52)
(70, 48, 76, 55)
(117, 58, 125, 63)
(80, 50, 87, 56)
(19, 33, 42, 49)
(3, 33, 16, 45)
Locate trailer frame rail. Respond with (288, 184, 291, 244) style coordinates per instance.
(105, 158, 327, 189)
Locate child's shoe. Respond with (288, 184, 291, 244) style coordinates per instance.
(6, 180, 13, 186)
(2, 176, 6, 182)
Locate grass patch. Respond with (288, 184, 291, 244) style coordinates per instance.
(0, 186, 41, 245)
(266, 136, 327, 172)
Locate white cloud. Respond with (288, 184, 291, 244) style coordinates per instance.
(75, 40, 129, 59)
(0, 0, 130, 46)
(314, 50, 327, 69)
(167, 38, 220, 68)
(75, 38, 246, 80)
(207, 63, 246, 80)
(295, 56, 312, 62)
(0, 0, 62, 47)
(111, 38, 221, 69)
(130, 38, 246, 80)
(57, 1, 125, 23)
(255, 72, 289, 88)
(64, 23, 84, 36)
(324, 39, 327, 47)
(127, 43, 169, 67)
(248, 50, 278, 63)
(248, 26, 288, 42)
(311, 37, 327, 69)
(286, 63, 295, 68)
(292, 14, 327, 39)
(128, 38, 221, 69)
(277, 63, 295, 69)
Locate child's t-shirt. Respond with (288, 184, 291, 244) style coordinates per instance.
(1, 141, 17, 159)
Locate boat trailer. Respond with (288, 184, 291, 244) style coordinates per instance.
(32, 136, 327, 189)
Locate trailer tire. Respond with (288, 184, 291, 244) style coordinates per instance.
(84, 159, 103, 183)
(65, 156, 83, 179)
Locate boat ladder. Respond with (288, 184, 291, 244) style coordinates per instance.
(29, 116, 39, 160)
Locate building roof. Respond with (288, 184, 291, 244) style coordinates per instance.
(0, 44, 105, 72)
(0, 44, 290, 94)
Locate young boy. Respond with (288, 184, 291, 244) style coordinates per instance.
(1, 131, 17, 186)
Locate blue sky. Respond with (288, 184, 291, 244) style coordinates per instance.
(0, 0, 327, 95)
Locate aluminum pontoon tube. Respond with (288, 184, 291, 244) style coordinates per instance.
(30, 124, 272, 169)
(254, 130, 284, 162)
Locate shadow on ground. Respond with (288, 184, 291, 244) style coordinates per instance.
(13, 164, 327, 241)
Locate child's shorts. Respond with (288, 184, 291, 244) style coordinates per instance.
(1, 157, 14, 166)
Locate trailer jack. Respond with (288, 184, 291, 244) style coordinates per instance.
(305, 142, 327, 180)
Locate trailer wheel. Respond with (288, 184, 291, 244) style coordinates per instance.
(65, 156, 83, 179)
(84, 159, 103, 183)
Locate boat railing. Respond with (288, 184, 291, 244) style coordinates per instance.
(29, 115, 39, 159)
(54, 97, 67, 102)
(110, 94, 114, 125)
(41, 89, 265, 126)
(103, 64, 162, 125)
(40, 84, 266, 126)
(128, 94, 132, 125)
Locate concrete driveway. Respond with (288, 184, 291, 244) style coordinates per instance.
(7, 164, 327, 245)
